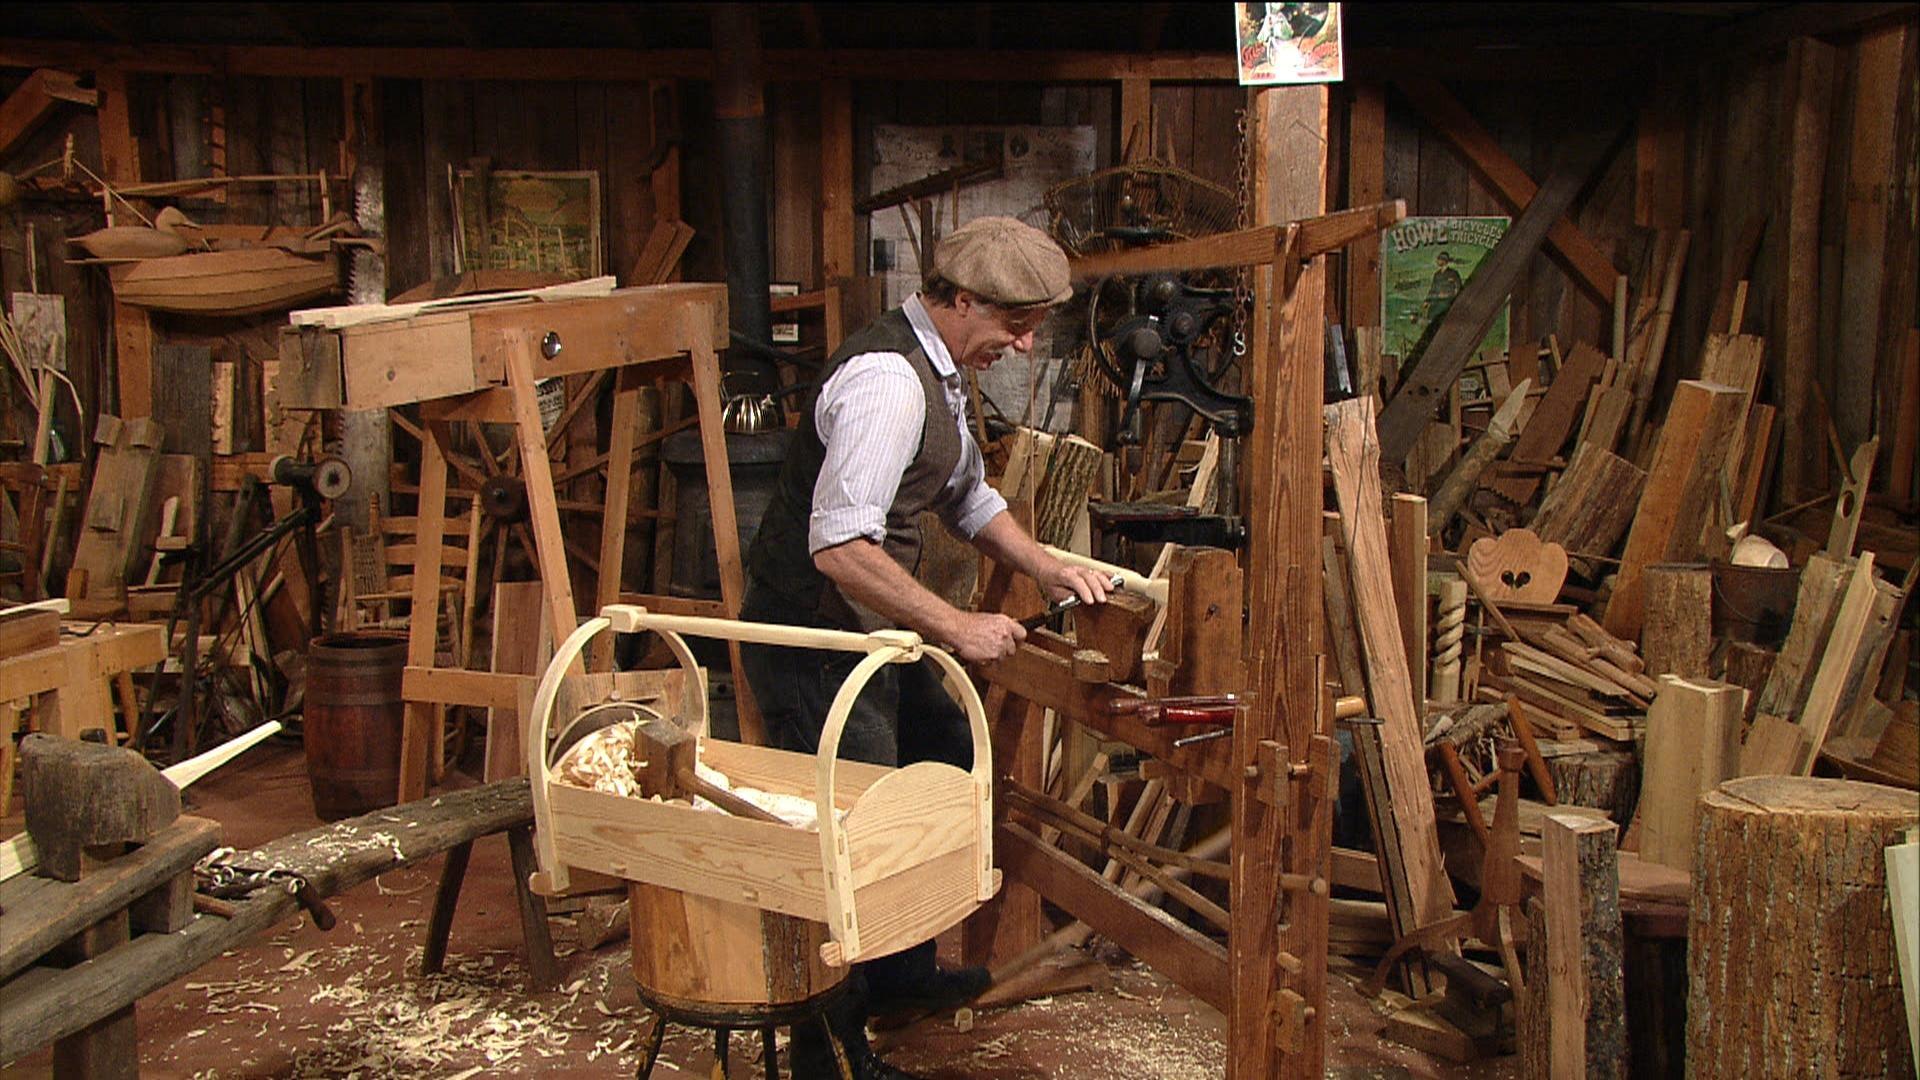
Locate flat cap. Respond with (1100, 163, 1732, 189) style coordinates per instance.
(932, 216, 1072, 308)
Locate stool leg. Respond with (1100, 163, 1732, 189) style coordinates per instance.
(504, 825, 560, 990)
(761, 1026, 781, 1080)
(420, 840, 473, 975)
(821, 1018, 854, 1080)
(636, 1012, 667, 1079)
(714, 1028, 730, 1078)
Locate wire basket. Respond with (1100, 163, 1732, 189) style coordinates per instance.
(1044, 162, 1239, 258)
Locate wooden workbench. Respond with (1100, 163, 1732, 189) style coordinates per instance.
(281, 283, 752, 802)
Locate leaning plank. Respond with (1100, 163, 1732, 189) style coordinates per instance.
(1489, 343, 1607, 506)
(1377, 124, 1624, 462)
(1602, 381, 1747, 640)
(0, 780, 534, 1062)
(1326, 398, 1455, 926)
(1532, 444, 1646, 569)
(1890, 828, 1919, 1064)
(1754, 552, 1852, 721)
(289, 275, 617, 329)
(1792, 553, 1885, 773)
(1542, 812, 1626, 1080)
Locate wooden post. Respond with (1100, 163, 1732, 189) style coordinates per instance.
(1689, 777, 1917, 1078)
(1241, 84, 1331, 1080)
(399, 420, 452, 804)
(819, 79, 854, 287)
(1541, 812, 1625, 1080)
(1776, 38, 1838, 501)
(1389, 494, 1428, 709)
(591, 366, 644, 671)
(1347, 84, 1386, 330)
(96, 68, 155, 419)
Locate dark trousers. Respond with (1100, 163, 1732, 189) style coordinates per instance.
(738, 585, 974, 1068)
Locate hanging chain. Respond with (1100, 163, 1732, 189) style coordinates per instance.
(1228, 105, 1255, 369)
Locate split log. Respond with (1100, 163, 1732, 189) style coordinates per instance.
(1531, 444, 1645, 576)
(1641, 563, 1712, 678)
(1688, 777, 1917, 1078)
(1639, 676, 1742, 873)
(1544, 745, 1638, 823)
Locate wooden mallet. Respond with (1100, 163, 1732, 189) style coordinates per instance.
(630, 713, 786, 825)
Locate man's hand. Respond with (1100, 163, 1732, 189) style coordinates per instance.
(1037, 561, 1117, 607)
(944, 611, 1028, 663)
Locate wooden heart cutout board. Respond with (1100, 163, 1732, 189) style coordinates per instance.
(1467, 528, 1568, 605)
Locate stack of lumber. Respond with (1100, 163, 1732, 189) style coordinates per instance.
(1481, 612, 1654, 745)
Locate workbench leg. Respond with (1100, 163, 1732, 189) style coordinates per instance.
(51, 911, 138, 1079)
(963, 687, 1045, 966)
(114, 672, 139, 746)
(420, 839, 474, 975)
(506, 825, 560, 991)
(591, 367, 644, 671)
(399, 421, 451, 805)
(0, 699, 19, 814)
(502, 332, 582, 660)
(686, 316, 765, 744)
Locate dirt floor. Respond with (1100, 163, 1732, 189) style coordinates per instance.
(2, 740, 1517, 1079)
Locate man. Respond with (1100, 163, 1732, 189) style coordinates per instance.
(741, 216, 1114, 1079)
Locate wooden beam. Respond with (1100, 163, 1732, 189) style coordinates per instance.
(818, 79, 854, 285)
(1241, 84, 1332, 1080)
(0, 68, 94, 160)
(1393, 77, 1619, 305)
(1639, 675, 1742, 873)
(1713, 2, 1920, 58)
(1776, 37, 1839, 501)
(1389, 494, 1428, 709)
(1067, 201, 1406, 282)
(1347, 84, 1387, 330)
(0, 42, 1235, 82)
(96, 67, 154, 418)
(1377, 122, 1624, 462)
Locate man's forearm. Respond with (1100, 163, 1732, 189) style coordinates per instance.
(813, 538, 965, 642)
(968, 511, 1058, 584)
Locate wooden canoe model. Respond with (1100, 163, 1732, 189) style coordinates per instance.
(109, 247, 340, 317)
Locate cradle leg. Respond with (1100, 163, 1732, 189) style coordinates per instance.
(762, 1026, 781, 1080)
(637, 1012, 667, 1079)
(714, 1028, 731, 1078)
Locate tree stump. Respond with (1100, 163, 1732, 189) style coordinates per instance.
(1545, 746, 1639, 823)
(1688, 776, 1918, 1078)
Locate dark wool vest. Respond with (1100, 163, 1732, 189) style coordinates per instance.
(747, 308, 964, 631)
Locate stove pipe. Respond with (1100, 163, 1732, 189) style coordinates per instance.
(710, 4, 781, 402)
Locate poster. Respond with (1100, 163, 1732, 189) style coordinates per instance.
(1235, 3, 1344, 85)
(451, 169, 603, 278)
(1381, 216, 1511, 391)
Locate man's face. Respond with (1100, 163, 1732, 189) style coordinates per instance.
(951, 292, 1050, 369)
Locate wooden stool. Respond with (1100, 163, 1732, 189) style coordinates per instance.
(632, 981, 854, 1080)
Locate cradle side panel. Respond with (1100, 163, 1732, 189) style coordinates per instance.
(702, 740, 890, 810)
(547, 783, 826, 918)
(841, 763, 980, 888)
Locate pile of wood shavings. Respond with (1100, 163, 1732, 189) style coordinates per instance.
(553, 720, 643, 797)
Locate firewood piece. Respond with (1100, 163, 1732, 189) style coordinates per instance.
(1689, 777, 1917, 1078)
(1641, 563, 1713, 679)
(1753, 552, 1851, 721)
(1428, 378, 1530, 526)
(1532, 445, 1646, 576)
(1604, 380, 1748, 640)
(1640, 677, 1743, 873)
(1567, 613, 1643, 673)
(1327, 398, 1456, 927)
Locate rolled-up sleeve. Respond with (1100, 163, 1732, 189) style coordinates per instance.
(943, 455, 1009, 539)
(808, 353, 928, 554)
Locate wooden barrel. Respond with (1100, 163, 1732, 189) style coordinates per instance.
(304, 632, 408, 821)
(629, 882, 846, 1015)
(1688, 776, 1917, 1078)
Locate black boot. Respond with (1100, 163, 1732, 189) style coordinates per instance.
(863, 941, 992, 1017)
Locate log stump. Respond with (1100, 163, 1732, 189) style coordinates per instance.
(1687, 776, 1917, 1078)
(1546, 746, 1639, 823)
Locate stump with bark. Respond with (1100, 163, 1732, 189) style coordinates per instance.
(1687, 776, 1917, 1078)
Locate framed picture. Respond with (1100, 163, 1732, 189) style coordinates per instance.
(1235, 3, 1344, 85)
(451, 169, 604, 278)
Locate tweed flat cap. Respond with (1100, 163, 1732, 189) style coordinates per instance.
(933, 216, 1072, 307)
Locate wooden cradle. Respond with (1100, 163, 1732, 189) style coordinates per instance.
(527, 604, 999, 967)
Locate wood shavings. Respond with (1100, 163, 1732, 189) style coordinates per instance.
(553, 720, 643, 796)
